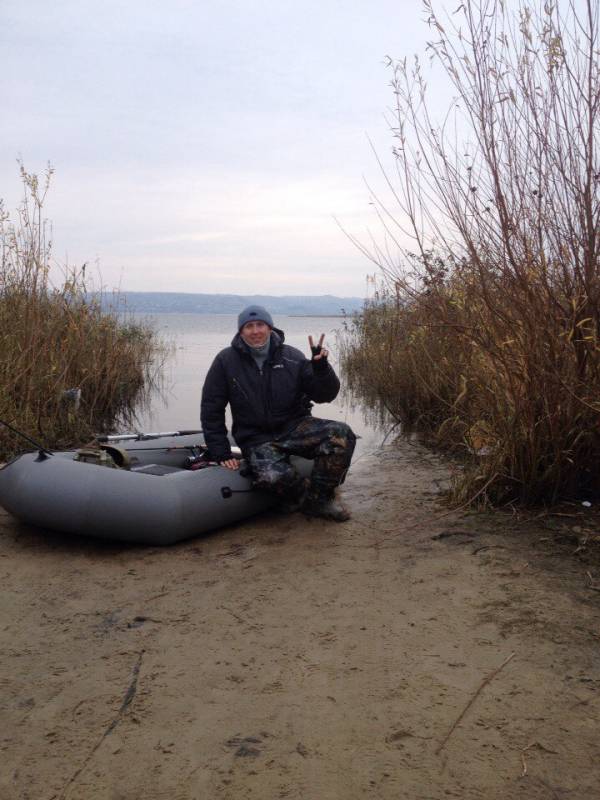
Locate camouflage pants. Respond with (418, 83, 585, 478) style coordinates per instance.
(247, 417, 356, 501)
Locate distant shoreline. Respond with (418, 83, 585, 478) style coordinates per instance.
(98, 291, 365, 317)
(125, 311, 351, 318)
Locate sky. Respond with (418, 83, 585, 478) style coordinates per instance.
(2, 1, 436, 296)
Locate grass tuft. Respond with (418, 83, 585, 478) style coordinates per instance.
(0, 164, 167, 459)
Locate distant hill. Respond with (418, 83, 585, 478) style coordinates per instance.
(100, 292, 365, 316)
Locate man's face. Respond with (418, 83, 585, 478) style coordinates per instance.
(241, 320, 271, 348)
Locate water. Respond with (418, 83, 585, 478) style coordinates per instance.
(135, 314, 381, 455)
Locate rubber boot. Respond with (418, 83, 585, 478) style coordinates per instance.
(277, 478, 309, 514)
(302, 490, 351, 522)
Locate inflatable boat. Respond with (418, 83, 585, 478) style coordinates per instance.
(0, 431, 312, 545)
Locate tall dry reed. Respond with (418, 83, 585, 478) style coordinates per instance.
(0, 164, 167, 458)
(341, 0, 600, 505)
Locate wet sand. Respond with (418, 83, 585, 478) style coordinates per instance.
(1, 440, 599, 799)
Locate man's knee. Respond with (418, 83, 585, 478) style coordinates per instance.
(335, 421, 356, 446)
(319, 420, 356, 456)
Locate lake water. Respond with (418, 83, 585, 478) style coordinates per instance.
(135, 314, 382, 455)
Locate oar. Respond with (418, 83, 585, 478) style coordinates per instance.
(96, 429, 203, 443)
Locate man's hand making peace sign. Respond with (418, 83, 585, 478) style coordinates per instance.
(308, 333, 328, 363)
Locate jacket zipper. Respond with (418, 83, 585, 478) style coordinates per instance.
(258, 362, 273, 431)
(240, 344, 280, 432)
(264, 363, 274, 430)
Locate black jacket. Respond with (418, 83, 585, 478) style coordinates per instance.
(200, 328, 340, 460)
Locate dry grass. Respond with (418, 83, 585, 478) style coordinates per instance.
(0, 164, 167, 458)
(341, 1, 600, 506)
(341, 266, 600, 505)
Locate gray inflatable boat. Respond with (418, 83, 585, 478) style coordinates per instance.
(0, 432, 311, 545)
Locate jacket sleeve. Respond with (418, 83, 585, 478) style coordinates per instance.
(200, 356, 233, 461)
(300, 357, 340, 403)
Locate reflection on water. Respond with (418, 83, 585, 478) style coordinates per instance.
(135, 314, 382, 456)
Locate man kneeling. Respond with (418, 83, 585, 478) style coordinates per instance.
(200, 305, 356, 521)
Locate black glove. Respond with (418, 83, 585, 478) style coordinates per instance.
(311, 347, 329, 372)
(309, 335, 328, 371)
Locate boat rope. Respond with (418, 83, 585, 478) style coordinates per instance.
(0, 417, 53, 458)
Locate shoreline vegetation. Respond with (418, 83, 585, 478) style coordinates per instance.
(0, 165, 167, 460)
(340, 0, 600, 508)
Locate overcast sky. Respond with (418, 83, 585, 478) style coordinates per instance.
(2, 1, 436, 296)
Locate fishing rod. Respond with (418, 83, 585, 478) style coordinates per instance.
(0, 417, 53, 459)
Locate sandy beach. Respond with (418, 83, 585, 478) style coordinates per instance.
(1, 439, 599, 800)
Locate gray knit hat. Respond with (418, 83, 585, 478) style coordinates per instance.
(237, 305, 274, 331)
